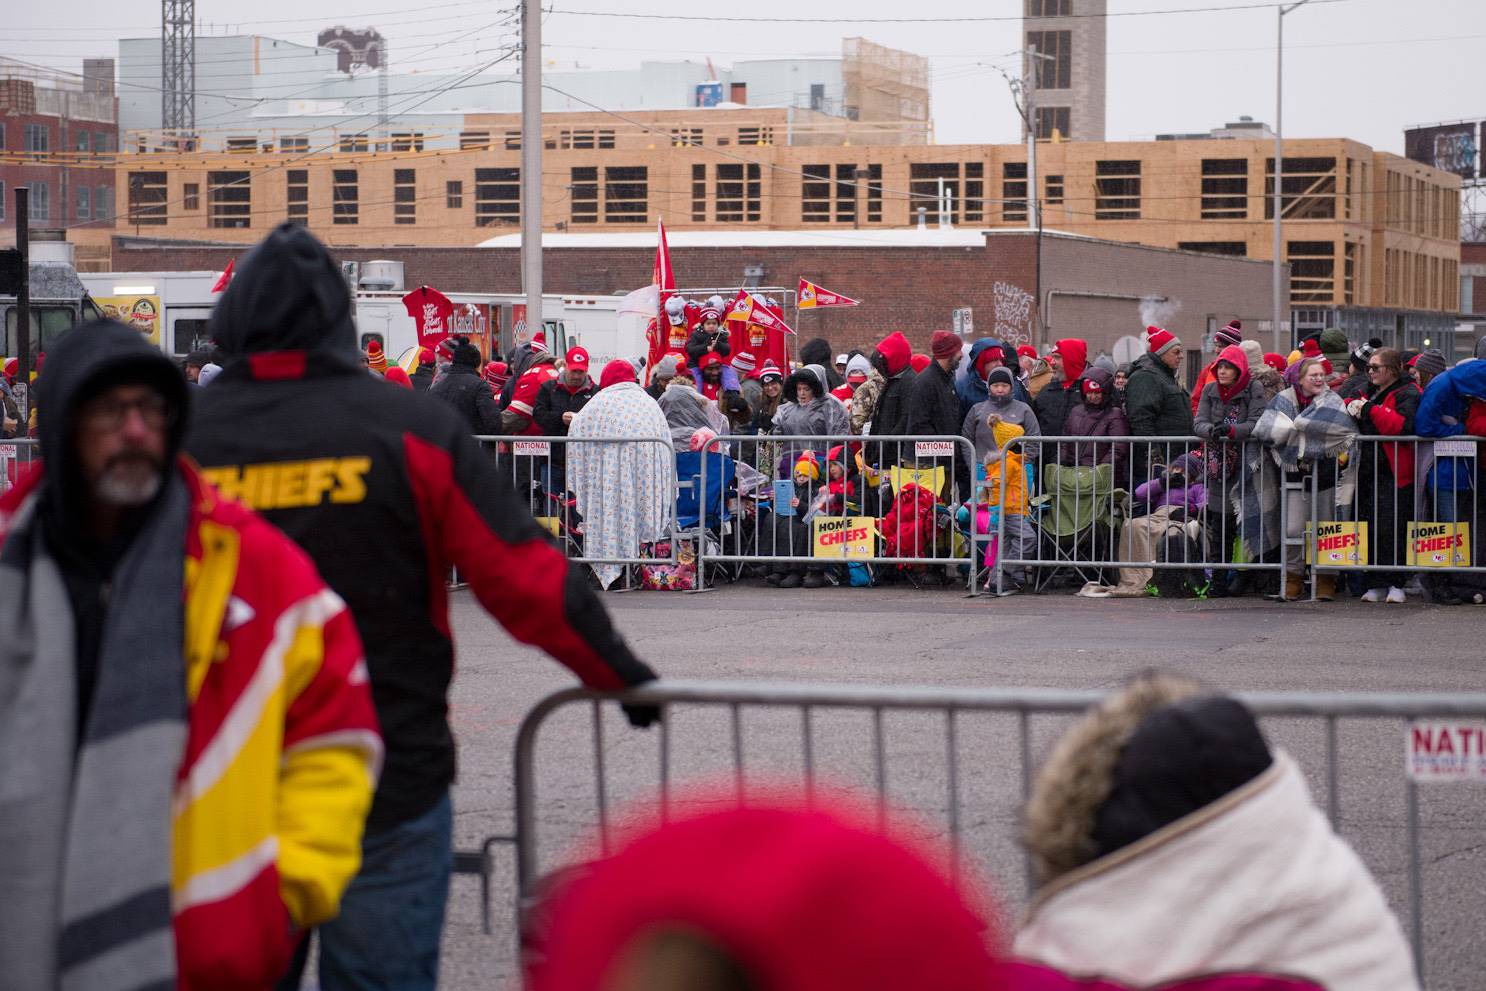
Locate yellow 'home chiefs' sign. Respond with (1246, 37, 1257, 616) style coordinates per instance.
(1408, 522, 1471, 568)
(1305, 521, 1367, 566)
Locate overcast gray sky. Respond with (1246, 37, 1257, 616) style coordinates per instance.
(6, 0, 1482, 153)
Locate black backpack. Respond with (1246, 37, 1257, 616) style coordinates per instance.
(1152, 521, 1205, 599)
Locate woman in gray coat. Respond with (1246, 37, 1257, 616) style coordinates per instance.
(1194, 343, 1267, 593)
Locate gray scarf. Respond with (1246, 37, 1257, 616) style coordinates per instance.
(0, 476, 189, 991)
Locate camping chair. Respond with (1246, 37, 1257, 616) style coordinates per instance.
(1029, 462, 1128, 592)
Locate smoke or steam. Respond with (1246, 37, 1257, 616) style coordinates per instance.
(1139, 295, 1181, 330)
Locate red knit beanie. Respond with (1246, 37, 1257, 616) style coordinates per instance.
(930, 330, 961, 360)
(1146, 326, 1180, 356)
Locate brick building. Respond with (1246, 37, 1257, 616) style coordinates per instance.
(109, 228, 1282, 365)
(103, 129, 1459, 320)
(0, 59, 118, 268)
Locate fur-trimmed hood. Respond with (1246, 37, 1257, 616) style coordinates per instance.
(1021, 671, 1272, 884)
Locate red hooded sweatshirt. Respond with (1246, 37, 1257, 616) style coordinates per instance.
(875, 331, 913, 376)
(1054, 338, 1088, 390)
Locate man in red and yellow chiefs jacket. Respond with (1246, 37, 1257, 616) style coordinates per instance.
(0, 320, 380, 990)
(186, 223, 660, 991)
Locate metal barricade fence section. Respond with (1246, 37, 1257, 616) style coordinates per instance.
(1309, 436, 1486, 600)
(0, 437, 41, 496)
(500, 681, 1486, 986)
(467, 431, 1486, 600)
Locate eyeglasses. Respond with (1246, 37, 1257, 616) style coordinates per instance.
(1367, 364, 1386, 372)
(82, 393, 174, 430)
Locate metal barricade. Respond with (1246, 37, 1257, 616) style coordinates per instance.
(0, 437, 40, 496)
(697, 433, 982, 595)
(473, 434, 682, 577)
(506, 680, 1486, 984)
(991, 435, 1288, 597)
(1307, 435, 1486, 601)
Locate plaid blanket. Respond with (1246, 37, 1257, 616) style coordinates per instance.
(1241, 387, 1358, 557)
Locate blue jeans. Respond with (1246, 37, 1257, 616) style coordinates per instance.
(280, 793, 453, 991)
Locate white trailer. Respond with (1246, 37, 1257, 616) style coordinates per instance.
(78, 271, 221, 358)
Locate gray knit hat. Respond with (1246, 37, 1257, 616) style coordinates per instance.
(1413, 349, 1446, 381)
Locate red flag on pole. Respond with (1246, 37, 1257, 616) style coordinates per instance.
(210, 258, 235, 293)
(653, 220, 675, 294)
(796, 277, 858, 309)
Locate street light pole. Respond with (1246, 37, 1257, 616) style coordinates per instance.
(1274, 0, 1315, 354)
(520, 0, 542, 346)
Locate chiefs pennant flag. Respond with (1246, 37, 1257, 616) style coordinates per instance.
(726, 291, 795, 336)
(797, 278, 858, 309)
(653, 219, 676, 294)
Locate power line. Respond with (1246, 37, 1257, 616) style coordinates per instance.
(547, 1, 1350, 24)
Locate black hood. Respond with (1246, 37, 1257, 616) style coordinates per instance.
(37, 318, 189, 528)
(209, 222, 358, 360)
(799, 337, 844, 389)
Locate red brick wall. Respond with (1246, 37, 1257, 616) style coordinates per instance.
(111, 236, 1039, 356)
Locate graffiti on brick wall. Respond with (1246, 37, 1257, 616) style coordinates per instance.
(992, 281, 1034, 346)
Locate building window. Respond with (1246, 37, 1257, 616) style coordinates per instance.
(183, 182, 200, 210)
(75, 130, 90, 152)
(1177, 241, 1248, 256)
(717, 163, 762, 223)
(1045, 173, 1064, 205)
(802, 165, 831, 223)
(390, 133, 423, 152)
(1034, 106, 1070, 140)
(95, 186, 112, 221)
(570, 167, 598, 224)
(604, 166, 648, 223)
(1265, 157, 1337, 220)
(865, 164, 882, 223)
(1095, 160, 1141, 220)
(0, 182, 5, 220)
(279, 136, 309, 154)
(909, 162, 964, 225)
(225, 136, 256, 153)
(738, 126, 773, 146)
(1002, 162, 1028, 223)
(1344, 241, 1359, 305)
(24, 124, 50, 153)
(1026, 0, 1070, 15)
(287, 170, 308, 221)
(333, 169, 359, 224)
(27, 183, 49, 220)
(474, 167, 520, 226)
(504, 130, 521, 151)
(1201, 158, 1248, 219)
(339, 135, 369, 153)
(559, 129, 612, 150)
(446, 180, 463, 209)
(1027, 30, 1071, 89)
(672, 128, 703, 148)
(0, 124, 5, 150)
(1288, 241, 1336, 304)
(207, 171, 251, 229)
(460, 131, 491, 150)
(691, 164, 707, 222)
(128, 171, 168, 225)
(963, 162, 984, 222)
(75, 185, 91, 221)
(394, 169, 416, 224)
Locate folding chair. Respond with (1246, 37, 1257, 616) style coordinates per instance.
(1030, 462, 1128, 591)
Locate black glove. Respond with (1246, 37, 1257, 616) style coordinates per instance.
(621, 677, 662, 729)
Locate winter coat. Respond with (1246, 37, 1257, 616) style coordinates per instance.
(774, 364, 849, 439)
(502, 357, 560, 436)
(1357, 377, 1420, 489)
(906, 359, 962, 439)
(1059, 368, 1131, 479)
(1016, 674, 1417, 991)
(498, 340, 546, 409)
(188, 221, 656, 836)
(532, 375, 597, 467)
(1415, 361, 1486, 490)
(684, 325, 731, 365)
(409, 364, 435, 393)
(956, 337, 1031, 417)
(962, 396, 1040, 464)
(1125, 352, 1194, 438)
(430, 362, 503, 435)
(1031, 339, 1089, 437)
(850, 369, 884, 435)
(1193, 346, 1266, 443)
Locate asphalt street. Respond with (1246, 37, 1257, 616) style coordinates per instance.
(439, 585, 1486, 990)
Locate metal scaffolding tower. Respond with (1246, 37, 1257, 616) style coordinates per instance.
(161, 0, 195, 135)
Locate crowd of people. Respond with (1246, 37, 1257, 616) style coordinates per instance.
(0, 222, 1445, 989)
(298, 299, 1486, 603)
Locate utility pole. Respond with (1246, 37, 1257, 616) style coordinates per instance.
(1025, 44, 1039, 232)
(520, 0, 542, 345)
(16, 186, 30, 423)
(1274, 0, 1315, 354)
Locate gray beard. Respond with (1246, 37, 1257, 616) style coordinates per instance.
(95, 465, 163, 507)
